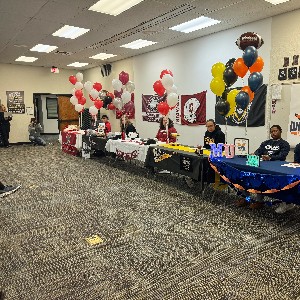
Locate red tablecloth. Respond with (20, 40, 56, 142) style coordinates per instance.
(61, 131, 81, 156)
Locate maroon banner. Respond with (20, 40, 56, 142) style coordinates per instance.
(142, 94, 166, 122)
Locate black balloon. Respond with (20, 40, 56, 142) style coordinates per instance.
(103, 95, 112, 109)
(235, 91, 249, 110)
(225, 58, 236, 68)
(223, 67, 238, 87)
(216, 100, 230, 116)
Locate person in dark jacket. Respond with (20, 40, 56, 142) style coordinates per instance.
(237, 125, 290, 209)
(294, 143, 300, 163)
(120, 115, 137, 137)
(254, 125, 290, 161)
(156, 117, 177, 143)
(0, 104, 12, 147)
(203, 119, 225, 149)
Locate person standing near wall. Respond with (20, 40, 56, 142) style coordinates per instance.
(0, 104, 12, 148)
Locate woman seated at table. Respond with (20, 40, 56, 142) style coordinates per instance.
(156, 116, 177, 143)
(120, 114, 137, 137)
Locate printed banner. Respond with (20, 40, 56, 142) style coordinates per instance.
(175, 91, 206, 125)
(287, 84, 300, 147)
(215, 84, 267, 127)
(6, 91, 25, 114)
(142, 94, 166, 122)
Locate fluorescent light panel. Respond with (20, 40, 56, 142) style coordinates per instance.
(15, 56, 38, 62)
(170, 16, 221, 33)
(90, 53, 117, 60)
(120, 39, 157, 49)
(264, 0, 290, 4)
(30, 44, 58, 53)
(89, 0, 144, 16)
(67, 62, 89, 67)
(52, 25, 90, 39)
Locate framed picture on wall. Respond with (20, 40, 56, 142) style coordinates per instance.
(234, 138, 249, 156)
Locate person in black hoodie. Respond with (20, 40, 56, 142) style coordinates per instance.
(0, 104, 12, 148)
(237, 125, 290, 209)
(294, 143, 300, 163)
(185, 119, 225, 188)
(203, 119, 225, 149)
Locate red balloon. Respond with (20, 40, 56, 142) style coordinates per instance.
(131, 93, 134, 102)
(78, 96, 86, 105)
(69, 75, 77, 85)
(160, 69, 173, 79)
(93, 82, 102, 92)
(153, 80, 166, 96)
(107, 103, 116, 110)
(94, 100, 103, 109)
(119, 71, 129, 85)
(75, 89, 83, 99)
(157, 102, 170, 115)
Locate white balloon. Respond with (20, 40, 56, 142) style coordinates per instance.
(113, 97, 122, 110)
(90, 88, 99, 100)
(71, 88, 76, 96)
(125, 81, 135, 93)
(84, 81, 93, 93)
(76, 72, 83, 82)
(161, 74, 174, 89)
(167, 92, 178, 107)
(70, 96, 78, 105)
(89, 105, 98, 116)
(74, 81, 83, 90)
(121, 91, 131, 104)
(167, 84, 177, 94)
(112, 79, 122, 92)
(75, 103, 84, 112)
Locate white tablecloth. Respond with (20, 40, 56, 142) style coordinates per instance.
(105, 139, 150, 162)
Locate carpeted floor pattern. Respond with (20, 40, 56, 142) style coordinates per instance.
(0, 144, 300, 300)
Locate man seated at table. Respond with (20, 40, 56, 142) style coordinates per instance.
(237, 125, 290, 209)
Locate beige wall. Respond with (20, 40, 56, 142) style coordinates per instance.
(0, 63, 76, 143)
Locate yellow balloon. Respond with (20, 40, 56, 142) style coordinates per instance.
(211, 62, 225, 78)
(226, 89, 239, 117)
(210, 78, 225, 96)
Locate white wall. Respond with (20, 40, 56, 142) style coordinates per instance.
(0, 64, 76, 143)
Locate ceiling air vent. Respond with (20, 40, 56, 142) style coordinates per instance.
(54, 50, 74, 56)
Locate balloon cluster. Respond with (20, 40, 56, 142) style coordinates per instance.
(111, 71, 135, 115)
(153, 69, 178, 116)
(69, 73, 116, 116)
(210, 32, 264, 117)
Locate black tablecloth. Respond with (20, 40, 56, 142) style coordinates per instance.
(82, 135, 107, 152)
(145, 145, 208, 181)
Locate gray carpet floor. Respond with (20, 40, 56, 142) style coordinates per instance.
(0, 144, 299, 300)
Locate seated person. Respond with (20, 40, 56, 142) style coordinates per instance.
(156, 117, 177, 143)
(28, 118, 46, 146)
(120, 115, 137, 137)
(237, 125, 290, 209)
(294, 143, 300, 163)
(202, 119, 225, 149)
(101, 115, 111, 134)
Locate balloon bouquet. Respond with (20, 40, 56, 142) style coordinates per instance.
(112, 71, 135, 119)
(210, 32, 264, 127)
(153, 69, 179, 143)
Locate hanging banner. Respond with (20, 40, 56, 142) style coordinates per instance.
(142, 94, 166, 122)
(6, 91, 25, 114)
(287, 84, 300, 148)
(176, 91, 206, 125)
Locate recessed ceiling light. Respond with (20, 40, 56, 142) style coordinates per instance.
(30, 44, 58, 53)
(89, 0, 144, 16)
(67, 62, 89, 67)
(52, 25, 90, 39)
(120, 39, 157, 49)
(15, 56, 38, 62)
(90, 53, 117, 60)
(170, 16, 221, 33)
(264, 0, 290, 4)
